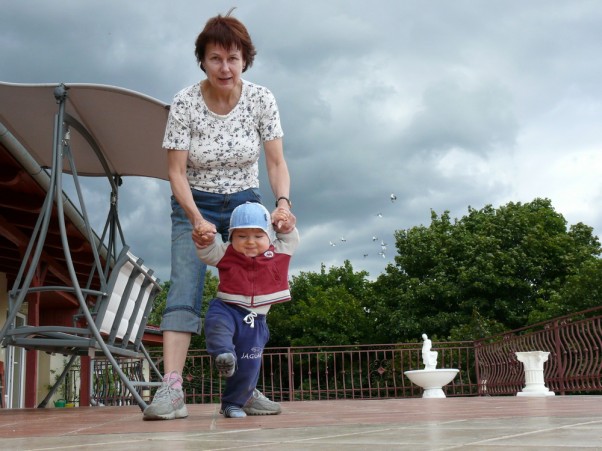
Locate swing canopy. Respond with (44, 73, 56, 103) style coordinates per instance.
(0, 82, 170, 179)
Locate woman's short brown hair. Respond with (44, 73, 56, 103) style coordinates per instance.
(195, 8, 257, 73)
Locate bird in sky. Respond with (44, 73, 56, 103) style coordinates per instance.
(390, 193, 397, 202)
(341, 236, 347, 242)
(377, 213, 383, 218)
(329, 241, 336, 247)
(372, 236, 378, 242)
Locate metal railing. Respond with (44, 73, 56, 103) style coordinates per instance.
(148, 341, 478, 403)
(71, 306, 602, 405)
(52, 358, 145, 406)
(91, 358, 147, 406)
(474, 305, 602, 396)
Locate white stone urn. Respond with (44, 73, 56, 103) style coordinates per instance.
(515, 351, 555, 397)
(404, 333, 459, 398)
(405, 368, 459, 398)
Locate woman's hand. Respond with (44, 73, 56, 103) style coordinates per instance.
(168, 150, 217, 249)
(272, 207, 296, 233)
(192, 218, 217, 249)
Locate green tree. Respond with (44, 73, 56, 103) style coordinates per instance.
(371, 198, 601, 341)
(148, 270, 219, 348)
(529, 257, 602, 323)
(268, 260, 374, 346)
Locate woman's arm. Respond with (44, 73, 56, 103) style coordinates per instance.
(167, 149, 216, 246)
(264, 138, 290, 204)
(264, 138, 296, 233)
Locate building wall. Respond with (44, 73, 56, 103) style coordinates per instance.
(0, 272, 59, 407)
(45, 355, 75, 406)
(37, 352, 53, 406)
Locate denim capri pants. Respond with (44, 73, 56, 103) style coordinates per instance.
(160, 187, 262, 334)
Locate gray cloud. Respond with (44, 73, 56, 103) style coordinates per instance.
(2, 0, 602, 282)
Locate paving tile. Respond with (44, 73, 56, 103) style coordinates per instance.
(1, 396, 602, 450)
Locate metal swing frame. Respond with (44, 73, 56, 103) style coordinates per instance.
(0, 83, 166, 411)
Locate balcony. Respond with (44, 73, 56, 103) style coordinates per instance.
(2, 307, 602, 447)
(39, 305, 602, 407)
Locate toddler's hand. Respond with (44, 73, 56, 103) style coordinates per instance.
(192, 219, 217, 249)
(272, 207, 296, 233)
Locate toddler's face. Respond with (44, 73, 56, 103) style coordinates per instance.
(231, 228, 270, 257)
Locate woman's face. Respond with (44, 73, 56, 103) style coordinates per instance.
(231, 228, 270, 257)
(203, 42, 245, 92)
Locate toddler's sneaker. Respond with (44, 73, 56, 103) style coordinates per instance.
(143, 372, 188, 421)
(221, 405, 247, 418)
(243, 389, 282, 415)
(215, 352, 236, 377)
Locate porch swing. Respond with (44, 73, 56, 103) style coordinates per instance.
(0, 81, 170, 410)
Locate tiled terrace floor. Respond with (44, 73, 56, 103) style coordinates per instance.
(1, 395, 602, 450)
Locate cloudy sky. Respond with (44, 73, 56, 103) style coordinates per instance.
(2, 1, 602, 283)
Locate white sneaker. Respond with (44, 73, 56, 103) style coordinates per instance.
(221, 405, 247, 418)
(143, 372, 188, 421)
(243, 389, 281, 415)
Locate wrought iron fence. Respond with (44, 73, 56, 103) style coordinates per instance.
(49, 359, 80, 406)
(147, 341, 478, 404)
(49, 357, 145, 407)
(91, 358, 147, 406)
(73, 306, 602, 405)
(474, 305, 602, 396)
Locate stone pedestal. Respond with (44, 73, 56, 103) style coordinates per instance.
(515, 351, 555, 397)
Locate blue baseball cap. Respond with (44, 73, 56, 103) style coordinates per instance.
(229, 202, 274, 242)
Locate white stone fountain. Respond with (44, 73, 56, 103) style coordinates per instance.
(404, 334, 459, 398)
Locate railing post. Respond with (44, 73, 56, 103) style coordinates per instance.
(553, 319, 565, 395)
(473, 340, 482, 396)
(287, 347, 294, 402)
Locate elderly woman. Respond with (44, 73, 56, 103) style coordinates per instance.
(143, 9, 295, 421)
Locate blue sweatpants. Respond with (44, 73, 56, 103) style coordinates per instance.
(204, 299, 269, 409)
